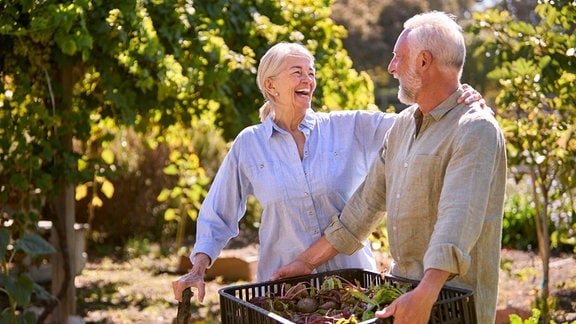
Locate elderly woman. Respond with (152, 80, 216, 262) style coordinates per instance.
(171, 42, 483, 302)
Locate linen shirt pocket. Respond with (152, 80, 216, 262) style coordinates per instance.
(391, 153, 443, 230)
(408, 154, 442, 205)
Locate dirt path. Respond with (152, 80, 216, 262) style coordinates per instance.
(75, 247, 576, 323)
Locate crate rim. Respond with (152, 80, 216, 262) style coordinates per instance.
(218, 268, 474, 296)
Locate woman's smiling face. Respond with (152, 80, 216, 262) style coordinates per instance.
(273, 54, 316, 111)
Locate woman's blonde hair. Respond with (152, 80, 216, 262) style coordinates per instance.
(256, 42, 315, 121)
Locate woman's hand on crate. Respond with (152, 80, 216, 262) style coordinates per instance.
(172, 253, 210, 303)
(270, 257, 315, 280)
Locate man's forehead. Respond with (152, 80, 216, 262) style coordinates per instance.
(393, 30, 411, 53)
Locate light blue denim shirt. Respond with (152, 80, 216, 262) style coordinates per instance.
(192, 108, 396, 281)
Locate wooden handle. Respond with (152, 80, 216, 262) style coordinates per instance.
(176, 287, 192, 324)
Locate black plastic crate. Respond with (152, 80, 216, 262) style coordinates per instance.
(218, 268, 476, 324)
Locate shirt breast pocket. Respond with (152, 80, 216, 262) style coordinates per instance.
(245, 160, 288, 203)
(409, 155, 442, 205)
(316, 149, 354, 188)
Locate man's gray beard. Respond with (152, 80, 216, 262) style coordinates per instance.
(398, 87, 416, 105)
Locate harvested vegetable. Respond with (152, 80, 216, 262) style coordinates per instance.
(248, 275, 410, 324)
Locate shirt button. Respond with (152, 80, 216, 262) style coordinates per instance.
(403, 162, 408, 168)
(393, 226, 397, 231)
(396, 193, 400, 199)
(304, 192, 309, 196)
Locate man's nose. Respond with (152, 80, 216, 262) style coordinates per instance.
(387, 60, 396, 75)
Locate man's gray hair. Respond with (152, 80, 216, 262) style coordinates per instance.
(404, 11, 466, 78)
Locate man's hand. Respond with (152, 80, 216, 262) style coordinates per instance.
(376, 287, 435, 324)
(377, 268, 450, 324)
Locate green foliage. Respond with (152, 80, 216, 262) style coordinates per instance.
(472, 0, 576, 320)
(503, 192, 537, 250)
(0, 229, 57, 324)
(180, 0, 376, 139)
(156, 120, 212, 250)
(509, 309, 541, 324)
(0, 0, 376, 319)
(472, 1, 576, 252)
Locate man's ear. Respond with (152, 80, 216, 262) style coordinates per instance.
(419, 50, 433, 69)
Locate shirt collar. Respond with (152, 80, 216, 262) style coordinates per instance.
(263, 108, 317, 138)
(426, 86, 465, 121)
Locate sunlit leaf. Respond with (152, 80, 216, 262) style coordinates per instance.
(78, 158, 88, 172)
(101, 148, 115, 164)
(157, 189, 171, 202)
(100, 179, 114, 198)
(76, 184, 88, 200)
(92, 196, 103, 207)
(163, 164, 178, 175)
(164, 208, 176, 221)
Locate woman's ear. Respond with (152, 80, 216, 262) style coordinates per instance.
(264, 78, 276, 96)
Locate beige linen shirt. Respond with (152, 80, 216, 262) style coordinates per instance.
(325, 88, 507, 323)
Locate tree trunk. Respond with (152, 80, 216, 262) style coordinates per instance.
(531, 169, 551, 322)
(49, 64, 77, 323)
(538, 201, 551, 321)
(50, 185, 77, 322)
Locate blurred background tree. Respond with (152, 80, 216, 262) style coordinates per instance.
(0, 0, 373, 322)
(471, 0, 576, 320)
(331, 0, 482, 110)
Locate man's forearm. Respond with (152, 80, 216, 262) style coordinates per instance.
(415, 268, 451, 300)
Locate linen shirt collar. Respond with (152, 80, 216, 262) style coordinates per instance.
(417, 86, 465, 121)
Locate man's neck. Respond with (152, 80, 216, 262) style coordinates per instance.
(417, 79, 460, 114)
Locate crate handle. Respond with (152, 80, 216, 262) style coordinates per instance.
(176, 287, 192, 324)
